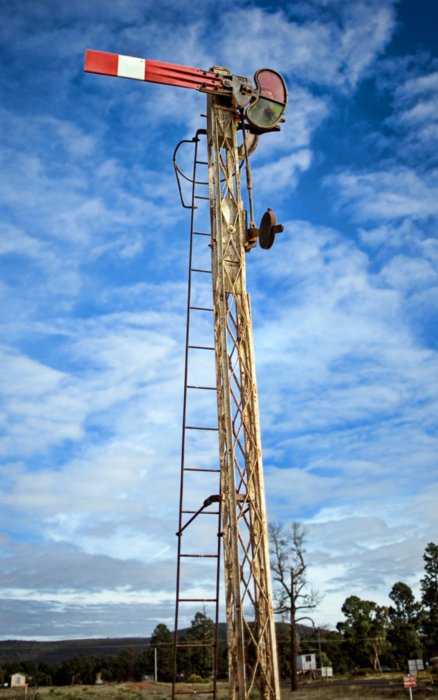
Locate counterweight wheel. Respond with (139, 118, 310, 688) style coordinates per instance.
(259, 209, 281, 249)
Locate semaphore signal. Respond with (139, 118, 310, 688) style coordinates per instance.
(84, 49, 287, 700)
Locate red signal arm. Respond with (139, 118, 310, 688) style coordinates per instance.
(84, 49, 225, 92)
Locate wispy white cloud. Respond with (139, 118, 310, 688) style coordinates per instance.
(0, 308, 184, 457)
(219, 1, 396, 89)
(388, 68, 438, 165)
(253, 150, 312, 195)
(325, 167, 438, 222)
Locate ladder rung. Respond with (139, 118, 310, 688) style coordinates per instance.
(183, 468, 220, 473)
(185, 425, 218, 431)
(182, 509, 220, 516)
(182, 508, 219, 514)
(194, 195, 209, 201)
(180, 553, 218, 558)
(191, 267, 212, 274)
(178, 598, 217, 604)
(193, 230, 210, 237)
(189, 305, 214, 312)
(186, 384, 216, 390)
(188, 344, 215, 351)
(195, 160, 208, 166)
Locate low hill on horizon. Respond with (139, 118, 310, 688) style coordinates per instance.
(0, 638, 151, 666)
(0, 622, 314, 666)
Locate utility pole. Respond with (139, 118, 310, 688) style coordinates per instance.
(84, 50, 287, 700)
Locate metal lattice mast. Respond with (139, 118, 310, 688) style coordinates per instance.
(207, 96, 280, 700)
(84, 50, 287, 700)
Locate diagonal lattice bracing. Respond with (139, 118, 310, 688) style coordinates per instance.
(208, 98, 280, 700)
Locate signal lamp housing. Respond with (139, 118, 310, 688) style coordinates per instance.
(246, 69, 288, 130)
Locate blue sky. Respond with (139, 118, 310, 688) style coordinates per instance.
(0, 0, 437, 640)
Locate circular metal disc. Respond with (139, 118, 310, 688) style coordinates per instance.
(259, 209, 276, 249)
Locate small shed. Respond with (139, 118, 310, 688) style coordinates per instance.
(10, 673, 27, 688)
(297, 653, 317, 672)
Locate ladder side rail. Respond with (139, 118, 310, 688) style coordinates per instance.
(172, 134, 201, 697)
(173, 130, 221, 700)
(212, 475, 222, 697)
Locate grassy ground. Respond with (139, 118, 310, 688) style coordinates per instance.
(1, 679, 437, 700)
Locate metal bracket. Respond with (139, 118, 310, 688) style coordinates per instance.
(245, 208, 284, 250)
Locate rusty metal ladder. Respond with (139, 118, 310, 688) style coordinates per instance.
(172, 129, 222, 699)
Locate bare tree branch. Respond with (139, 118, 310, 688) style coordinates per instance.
(268, 522, 322, 692)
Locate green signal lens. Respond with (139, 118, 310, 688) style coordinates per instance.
(247, 98, 285, 129)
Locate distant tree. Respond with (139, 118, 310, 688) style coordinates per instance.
(62, 654, 96, 684)
(274, 623, 291, 679)
(269, 522, 321, 691)
(420, 542, 438, 657)
(118, 649, 139, 681)
(367, 605, 389, 672)
(337, 596, 389, 672)
(149, 623, 173, 681)
(186, 611, 216, 678)
(19, 660, 37, 679)
(52, 661, 71, 686)
(316, 629, 348, 674)
(387, 581, 422, 669)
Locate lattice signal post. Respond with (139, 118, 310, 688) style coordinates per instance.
(84, 50, 287, 700)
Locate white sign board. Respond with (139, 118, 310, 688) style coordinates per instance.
(408, 659, 424, 673)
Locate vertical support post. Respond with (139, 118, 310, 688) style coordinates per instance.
(207, 96, 280, 700)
